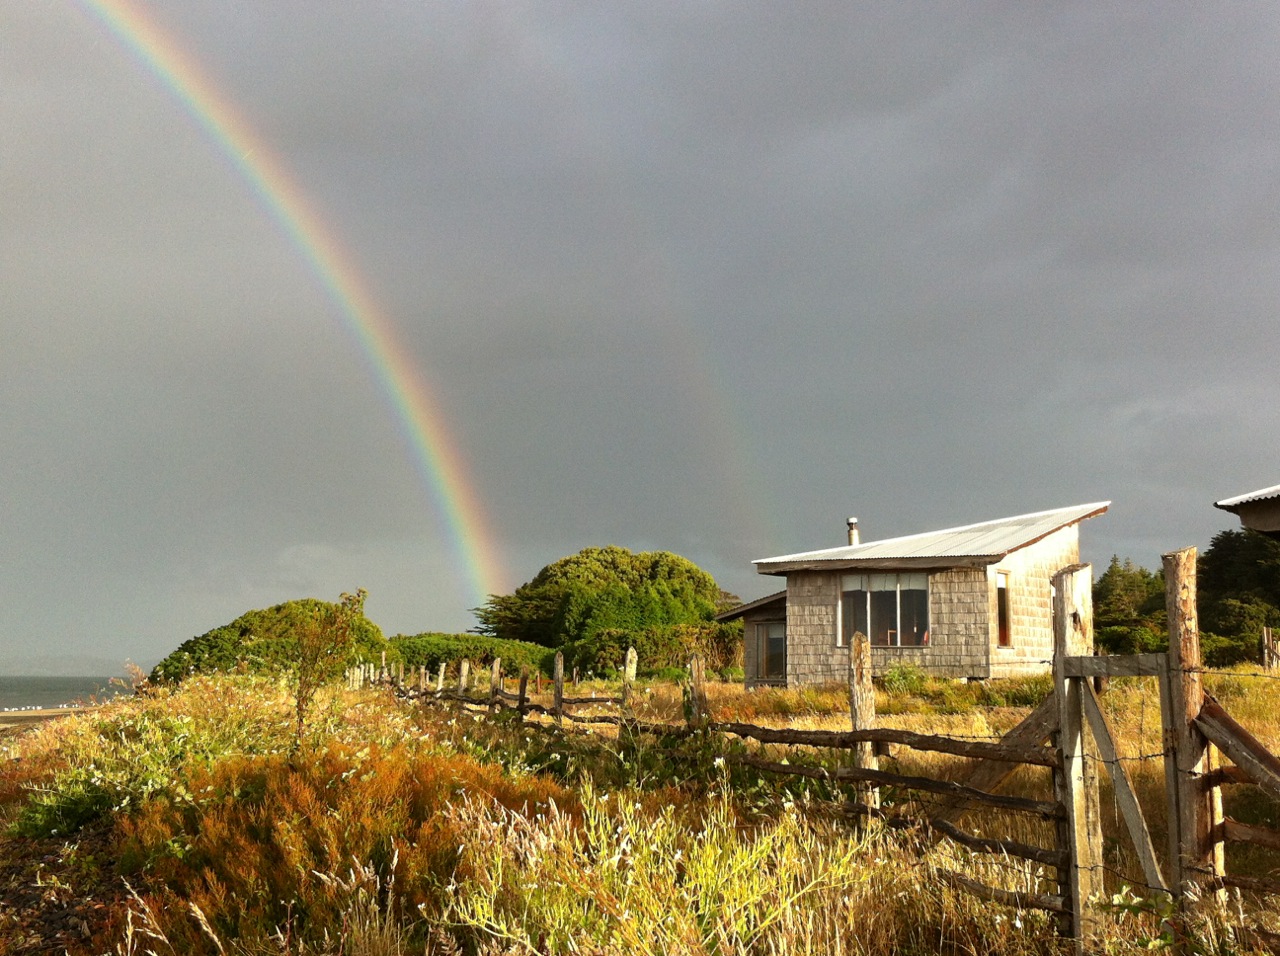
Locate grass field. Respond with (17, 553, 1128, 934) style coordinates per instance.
(1, 669, 1277, 955)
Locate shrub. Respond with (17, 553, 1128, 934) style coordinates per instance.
(880, 663, 926, 697)
(151, 597, 391, 683)
(1200, 631, 1257, 668)
(560, 621, 743, 677)
(389, 632, 554, 676)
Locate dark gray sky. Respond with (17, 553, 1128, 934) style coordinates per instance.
(3, 3, 1277, 673)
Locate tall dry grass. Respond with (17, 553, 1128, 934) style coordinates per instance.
(2, 669, 1278, 954)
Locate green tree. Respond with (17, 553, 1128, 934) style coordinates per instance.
(1093, 556, 1166, 655)
(1198, 529, 1280, 664)
(293, 589, 364, 747)
(473, 546, 721, 647)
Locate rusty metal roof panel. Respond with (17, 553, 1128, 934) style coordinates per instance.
(754, 502, 1110, 573)
(1215, 484, 1280, 511)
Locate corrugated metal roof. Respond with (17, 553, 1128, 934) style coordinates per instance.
(1215, 484, 1280, 510)
(754, 501, 1110, 574)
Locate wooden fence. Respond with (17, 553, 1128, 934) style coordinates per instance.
(349, 550, 1280, 954)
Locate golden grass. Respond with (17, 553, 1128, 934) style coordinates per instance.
(2, 669, 1278, 954)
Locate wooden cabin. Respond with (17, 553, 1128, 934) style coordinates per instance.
(720, 502, 1109, 687)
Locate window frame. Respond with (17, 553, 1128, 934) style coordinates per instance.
(841, 572, 930, 648)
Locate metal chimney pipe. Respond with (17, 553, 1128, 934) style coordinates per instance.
(847, 517, 860, 546)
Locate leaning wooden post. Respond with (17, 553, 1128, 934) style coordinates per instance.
(1161, 548, 1225, 912)
(686, 655, 710, 730)
(1051, 563, 1103, 950)
(488, 658, 502, 712)
(620, 646, 638, 717)
(553, 652, 565, 726)
(457, 659, 470, 696)
(517, 666, 529, 719)
(848, 631, 879, 814)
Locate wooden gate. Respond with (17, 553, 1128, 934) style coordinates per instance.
(1047, 550, 1280, 953)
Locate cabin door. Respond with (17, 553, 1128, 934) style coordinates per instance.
(755, 622, 787, 681)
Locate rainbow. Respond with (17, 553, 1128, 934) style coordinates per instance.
(79, 0, 506, 605)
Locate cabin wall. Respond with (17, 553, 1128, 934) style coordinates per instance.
(987, 525, 1080, 678)
(784, 567, 993, 683)
(784, 572, 847, 685)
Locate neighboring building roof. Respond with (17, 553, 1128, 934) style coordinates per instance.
(1214, 484, 1280, 538)
(715, 590, 786, 622)
(1214, 484, 1280, 511)
(754, 502, 1110, 575)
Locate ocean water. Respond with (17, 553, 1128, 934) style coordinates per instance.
(0, 676, 125, 711)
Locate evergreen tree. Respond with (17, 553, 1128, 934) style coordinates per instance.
(1198, 529, 1280, 664)
(1093, 555, 1165, 655)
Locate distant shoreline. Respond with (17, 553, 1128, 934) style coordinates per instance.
(0, 676, 124, 712)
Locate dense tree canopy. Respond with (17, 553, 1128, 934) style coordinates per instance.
(1093, 555, 1166, 655)
(473, 546, 721, 647)
(1093, 531, 1280, 664)
(151, 596, 389, 682)
(1198, 529, 1280, 664)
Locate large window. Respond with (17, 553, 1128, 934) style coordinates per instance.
(756, 622, 787, 679)
(842, 573, 929, 647)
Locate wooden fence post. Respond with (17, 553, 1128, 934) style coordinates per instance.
(621, 646, 638, 716)
(380, 651, 387, 683)
(572, 666, 580, 689)
(435, 662, 446, 693)
(418, 665, 426, 694)
(686, 655, 709, 730)
(848, 631, 879, 814)
(553, 652, 565, 726)
(489, 658, 502, 712)
(458, 660, 470, 695)
(1264, 626, 1278, 671)
(1051, 563, 1103, 949)
(1161, 548, 1225, 912)
(536, 670, 543, 696)
(517, 666, 529, 719)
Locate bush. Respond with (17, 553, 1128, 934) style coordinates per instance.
(1200, 631, 1257, 668)
(389, 633, 555, 676)
(151, 598, 390, 683)
(560, 621, 743, 677)
(879, 663, 926, 697)
(1097, 625, 1166, 656)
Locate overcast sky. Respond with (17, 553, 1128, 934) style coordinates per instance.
(3, 3, 1277, 673)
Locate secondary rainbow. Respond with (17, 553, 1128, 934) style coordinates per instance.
(81, 0, 505, 605)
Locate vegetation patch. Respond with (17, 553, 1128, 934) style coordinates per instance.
(149, 596, 390, 683)
(389, 632, 554, 676)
